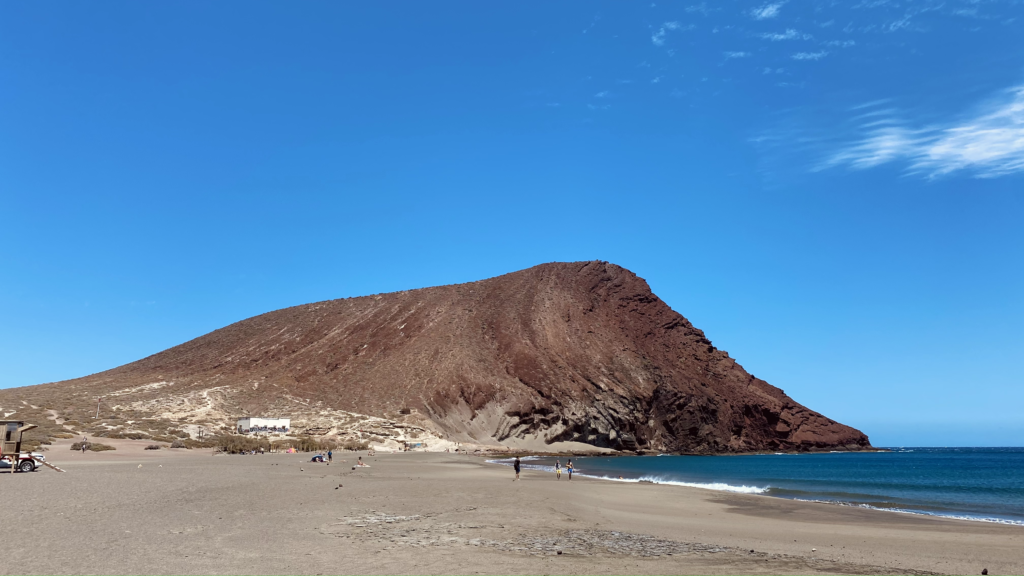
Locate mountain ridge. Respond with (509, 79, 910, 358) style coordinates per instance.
(1, 261, 871, 453)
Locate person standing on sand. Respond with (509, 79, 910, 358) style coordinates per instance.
(566, 459, 574, 480)
(513, 457, 521, 481)
(555, 460, 562, 480)
(327, 449, 333, 463)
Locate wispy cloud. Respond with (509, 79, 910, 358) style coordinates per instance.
(823, 86, 1024, 178)
(594, 91, 611, 98)
(686, 3, 712, 15)
(850, 98, 893, 111)
(792, 51, 829, 60)
(823, 39, 856, 47)
(750, 2, 785, 20)
(760, 28, 813, 41)
(724, 51, 751, 59)
(652, 21, 691, 46)
(885, 13, 915, 32)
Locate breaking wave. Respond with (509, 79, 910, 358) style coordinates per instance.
(587, 474, 769, 494)
(791, 499, 1024, 526)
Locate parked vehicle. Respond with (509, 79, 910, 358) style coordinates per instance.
(0, 451, 46, 472)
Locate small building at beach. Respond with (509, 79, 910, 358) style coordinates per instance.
(236, 417, 290, 434)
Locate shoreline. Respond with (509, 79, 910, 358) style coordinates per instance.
(485, 453, 1024, 528)
(5, 447, 1022, 575)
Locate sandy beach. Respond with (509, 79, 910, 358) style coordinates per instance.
(2, 441, 1020, 575)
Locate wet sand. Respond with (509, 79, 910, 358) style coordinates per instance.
(2, 442, 1020, 575)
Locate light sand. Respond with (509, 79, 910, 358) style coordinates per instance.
(1, 442, 1020, 575)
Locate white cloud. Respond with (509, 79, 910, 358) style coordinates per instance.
(594, 91, 610, 98)
(651, 76, 664, 84)
(823, 86, 1024, 178)
(760, 28, 813, 41)
(823, 39, 856, 47)
(652, 21, 690, 46)
(724, 51, 751, 59)
(750, 2, 785, 20)
(886, 14, 914, 32)
(850, 98, 893, 111)
(792, 51, 829, 60)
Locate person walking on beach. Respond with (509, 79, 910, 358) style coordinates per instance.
(555, 459, 562, 480)
(513, 456, 521, 481)
(327, 449, 333, 463)
(566, 459, 574, 481)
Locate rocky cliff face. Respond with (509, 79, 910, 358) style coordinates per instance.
(10, 261, 870, 453)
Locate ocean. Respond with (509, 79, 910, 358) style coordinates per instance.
(491, 447, 1024, 526)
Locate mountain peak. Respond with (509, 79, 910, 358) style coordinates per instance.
(4, 262, 869, 453)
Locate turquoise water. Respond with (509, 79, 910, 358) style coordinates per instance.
(492, 448, 1024, 525)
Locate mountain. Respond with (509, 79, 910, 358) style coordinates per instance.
(0, 261, 870, 453)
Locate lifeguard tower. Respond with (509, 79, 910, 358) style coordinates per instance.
(1, 421, 65, 473)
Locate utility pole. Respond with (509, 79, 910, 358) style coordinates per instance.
(95, 397, 102, 419)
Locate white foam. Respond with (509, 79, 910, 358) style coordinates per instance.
(585, 474, 769, 494)
(795, 499, 1024, 526)
(486, 455, 541, 463)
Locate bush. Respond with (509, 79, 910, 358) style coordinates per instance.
(339, 439, 371, 451)
(70, 442, 115, 452)
(144, 444, 161, 450)
(213, 435, 271, 454)
(169, 439, 187, 449)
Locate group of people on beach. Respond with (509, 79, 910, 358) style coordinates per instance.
(512, 457, 573, 481)
(311, 449, 333, 463)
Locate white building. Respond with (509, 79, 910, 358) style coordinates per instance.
(236, 417, 290, 434)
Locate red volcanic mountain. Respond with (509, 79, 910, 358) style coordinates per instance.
(11, 262, 870, 453)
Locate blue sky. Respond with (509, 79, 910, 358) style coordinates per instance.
(2, 1, 1022, 446)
